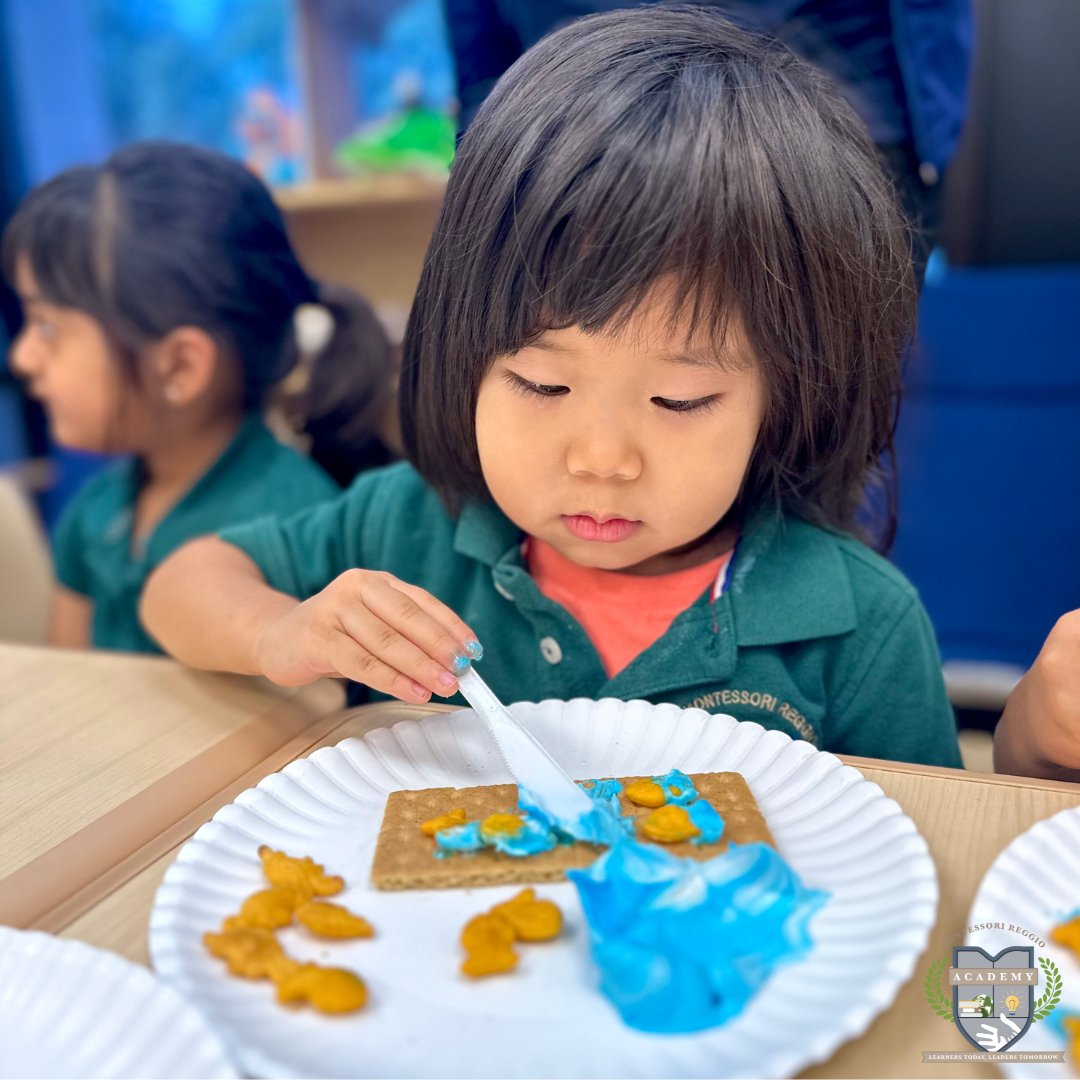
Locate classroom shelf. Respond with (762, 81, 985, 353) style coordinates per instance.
(273, 173, 446, 213)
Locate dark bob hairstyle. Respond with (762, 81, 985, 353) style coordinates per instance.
(400, 5, 915, 550)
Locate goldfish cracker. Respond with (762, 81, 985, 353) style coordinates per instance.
(276, 962, 368, 1014)
(1051, 916, 1080, 959)
(295, 899, 375, 939)
(257, 845, 344, 898)
(490, 888, 563, 942)
(479, 812, 525, 841)
(624, 779, 667, 809)
(420, 808, 468, 836)
(640, 804, 701, 843)
(460, 912, 518, 977)
(231, 886, 303, 930)
(1064, 1016, 1080, 1070)
(203, 926, 301, 983)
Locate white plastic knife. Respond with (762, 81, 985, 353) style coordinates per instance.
(455, 665, 623, 843)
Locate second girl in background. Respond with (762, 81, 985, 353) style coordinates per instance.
(3, 141, 397, 652)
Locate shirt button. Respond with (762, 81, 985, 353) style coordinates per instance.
(493, 579, 514, 601)
(918, 161, 940, 186)
(539, 637, 563, 664)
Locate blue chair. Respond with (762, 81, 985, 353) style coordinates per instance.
(892, 264, 1080, 693)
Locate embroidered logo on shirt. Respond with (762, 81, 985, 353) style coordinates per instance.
(684, 688, 818, 746)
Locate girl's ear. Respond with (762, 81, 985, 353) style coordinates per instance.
(149, 326, 219, 406)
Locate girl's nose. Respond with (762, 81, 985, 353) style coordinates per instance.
(8, 330, 38, 378)
(566, 426, 643, 480)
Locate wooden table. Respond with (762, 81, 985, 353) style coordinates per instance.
(3, 644, 1079, 1078)
(0, 643, 344, 929)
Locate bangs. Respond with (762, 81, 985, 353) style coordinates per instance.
(2, 167, 113, 318)
(460, 58, 758, 366)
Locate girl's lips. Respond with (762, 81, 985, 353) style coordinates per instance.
(562, 514, 641, 543)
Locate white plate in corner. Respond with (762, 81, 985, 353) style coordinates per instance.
(967, 804, 1080, 1079)
(0, 928, 237, 1079)
(149, 697, 937, 1079)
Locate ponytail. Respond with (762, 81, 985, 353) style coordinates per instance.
(275, 283, 399, 487)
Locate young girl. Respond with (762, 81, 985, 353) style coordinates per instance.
(4, 141, 396, 652)
(142, 7, 962, 767)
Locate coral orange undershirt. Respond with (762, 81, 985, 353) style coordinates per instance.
(526, 537, 732, 678)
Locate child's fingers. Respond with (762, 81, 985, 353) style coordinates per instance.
(390, 579, 481, 657)
(359, 574, 480, 671)
(336, 606, 458, 698)
(325, 633, 434, 704)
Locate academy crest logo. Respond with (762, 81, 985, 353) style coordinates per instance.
(924, 946, 1062, 1052)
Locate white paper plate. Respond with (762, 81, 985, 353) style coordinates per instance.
(0, 927, 237, 1079)
(967, 804, 1080, 1078)
(150, 698, 937, 1079)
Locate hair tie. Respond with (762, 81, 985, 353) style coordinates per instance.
(294, 303, 335, 357)
(280, 304, 334, 395)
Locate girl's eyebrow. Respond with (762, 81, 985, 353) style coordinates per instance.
(521, 338, 744, 370)
(524, 339, 723, 365)
(656, 349, 726, 368)
(520, 338, 571, 355)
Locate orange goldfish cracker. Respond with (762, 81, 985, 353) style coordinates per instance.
(1063, 1016, 1080, 1069)
(640, 804, 701, 843)
(624, 778, 667, 809)
(230, 886, 303, 930)
(460, 912, 518, 977)
(420, 807, 468, 836)
(276, 962, 368, 1014)
(479, 812, 525, 841)
(1051, 916, 1080, 959)
(257, 845, 344, 897)
(491, 888, 563, 942)
(295, 899, 375, 939)
(203, 926, 301, 983)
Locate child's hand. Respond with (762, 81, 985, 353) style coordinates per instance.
(995, 610, 1080, 778)
(1020, 610, 1080, 766)
(254, 570, 480, 703)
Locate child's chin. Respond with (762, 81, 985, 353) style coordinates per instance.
(51, 425, 109, 455)
(578, 547, 651, 573)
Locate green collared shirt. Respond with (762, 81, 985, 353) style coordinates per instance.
(219, 462, 961, 767)
(54, 415, 340, 653)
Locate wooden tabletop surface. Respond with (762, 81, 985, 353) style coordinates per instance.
(3, 642, 1079, 1078)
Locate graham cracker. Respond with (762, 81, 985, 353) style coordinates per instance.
(370, 772, 773, 891)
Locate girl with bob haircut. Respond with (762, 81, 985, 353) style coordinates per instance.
(4, 141, 396, 652)
(143, 7, 961, 767)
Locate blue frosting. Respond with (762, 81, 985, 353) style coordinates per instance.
(519, 784, 629, 846)
(568, 839, 828, 1033)
(572, 804, 632, 846)
(435, 821, 485, 853)
(579, 778, 624, 818)
(486, 815, 559, 857)
(655, 768, 697, 806)
(687, 798, 725, 844)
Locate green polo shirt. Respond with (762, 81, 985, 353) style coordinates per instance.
(54, 415, 340, 653)
(219, 461, 961, 768)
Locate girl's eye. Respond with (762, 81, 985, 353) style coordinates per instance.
(652, 395, 720, 414)
(504, 371, 569, 397)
